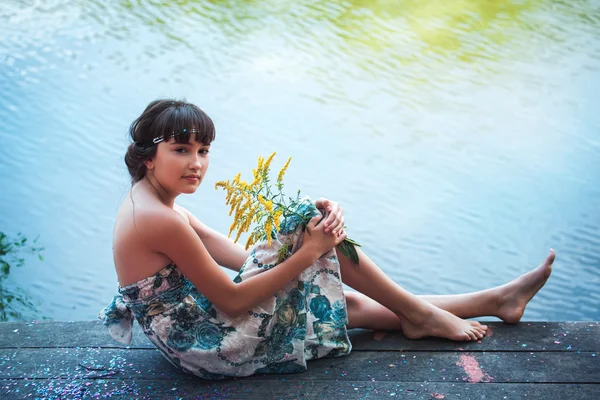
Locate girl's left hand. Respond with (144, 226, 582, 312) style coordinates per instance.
(314, 198, 345, 237)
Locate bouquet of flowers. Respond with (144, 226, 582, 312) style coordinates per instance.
(215, 152, 361, 264)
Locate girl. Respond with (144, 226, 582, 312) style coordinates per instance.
(100, 99, 555, 379)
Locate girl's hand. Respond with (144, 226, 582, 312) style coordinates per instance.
(314, 197, 345, 237)
(302, 215, 347, 259)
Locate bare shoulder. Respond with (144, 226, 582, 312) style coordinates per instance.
(173, 203, 191, 224)
(134, 205, 190, 245)
(113, 197, 184, 286)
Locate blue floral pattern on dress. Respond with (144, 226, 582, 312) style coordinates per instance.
(99, 197, 351, 379)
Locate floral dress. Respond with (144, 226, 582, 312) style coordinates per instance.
(98, 199, 352, 379)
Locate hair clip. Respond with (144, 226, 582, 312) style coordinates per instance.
(151, 129, 202, 145)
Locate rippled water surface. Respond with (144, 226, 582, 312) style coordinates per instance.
(1, 0, 599, 321)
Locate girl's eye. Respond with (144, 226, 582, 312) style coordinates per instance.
(175, 148, 187, 153)
(199, 149, 210, 155)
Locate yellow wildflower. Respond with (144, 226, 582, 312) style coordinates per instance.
(243, 206, 257, 232)
(233, 204, 244, 224)
(273, 210, 282, 231)
(245, 231, 256, 250)
(277, 157, 292, 184)
(234, 224, 245, 243)
(225, 185, 235, 203)
(265, 200, 273, 212)
(228, 219, 237, 238)
(229, 193, 243, 216)
(250, 174, 261, 189)
(263, 152, 276, 173)
(257, 194, 266, 208)
(265, 218, 272, 246)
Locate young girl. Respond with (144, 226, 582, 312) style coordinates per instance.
(99, 99, 555, 379)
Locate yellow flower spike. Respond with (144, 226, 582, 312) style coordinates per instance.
(242, 218, 251, 234)
(226, 190, 235, 205)
(248, 179, 256, 190)
(228, 219, 237, 238)
(215, 181, 227, 189)
(265, 219, 272, 246)
(273, 210, 282, 231)
(234, 199, 245, 221)
(233, 173, 241, 183)
(243, 206, 257, 232)
(250, 174, 261, 189)
(244, 200, 253, 215)
(229, 194, 240, 216)
(277, 157, 292, 183)
(257, 157, 264, 173)
(239, 196, 249, 209)
(265, 200, 273, 212)
(245, 231, 257, 250)
(234, 225, 244, 244)
(244, 233, 253, 250)
(263, 152, 276, 173)
(239, 205, 251, 227)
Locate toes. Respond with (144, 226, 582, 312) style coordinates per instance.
(470, 328, 483, 340)
(470, 321, 483, 328)
(470, 322, 488, 336)
(545, 249, 556, 265)
(467, 330, 478, 341)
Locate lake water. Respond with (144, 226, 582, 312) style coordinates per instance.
(1, 0, 599, 322)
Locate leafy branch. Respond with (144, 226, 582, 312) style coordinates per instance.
(0, 231, 44, 321)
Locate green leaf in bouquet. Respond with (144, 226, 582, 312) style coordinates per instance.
(337, 238, 360, 265)
(343, 237, 362, 247)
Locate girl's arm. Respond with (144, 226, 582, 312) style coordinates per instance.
(138, 208, 345, 317)
(176, 205, 249, 272)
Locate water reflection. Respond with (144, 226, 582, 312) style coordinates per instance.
(0, 0, 598, 322)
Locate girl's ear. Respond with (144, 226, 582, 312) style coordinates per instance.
(144, 159, 153, 170)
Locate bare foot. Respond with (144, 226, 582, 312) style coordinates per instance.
(400, 303, 488, 341)
(496, 249, 555, 324)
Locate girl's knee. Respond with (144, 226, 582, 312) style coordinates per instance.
(344, 291, 366, 311)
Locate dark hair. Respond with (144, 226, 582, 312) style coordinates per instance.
(124, 99, 216, 184)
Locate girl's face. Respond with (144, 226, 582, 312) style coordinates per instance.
(149, 134, 211, 195)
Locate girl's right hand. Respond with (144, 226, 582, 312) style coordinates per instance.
(302, 215, 347, 259)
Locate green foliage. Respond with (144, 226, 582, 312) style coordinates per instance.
(0, 231, 44, 321)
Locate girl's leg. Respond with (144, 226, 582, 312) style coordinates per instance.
(419, 248, 553, 323)
(346, 257, 553, 330)
(345, 291, 402, 331)
(338, 247, 555, 340)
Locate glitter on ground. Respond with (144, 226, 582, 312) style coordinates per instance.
(456, 354, 493, 383)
